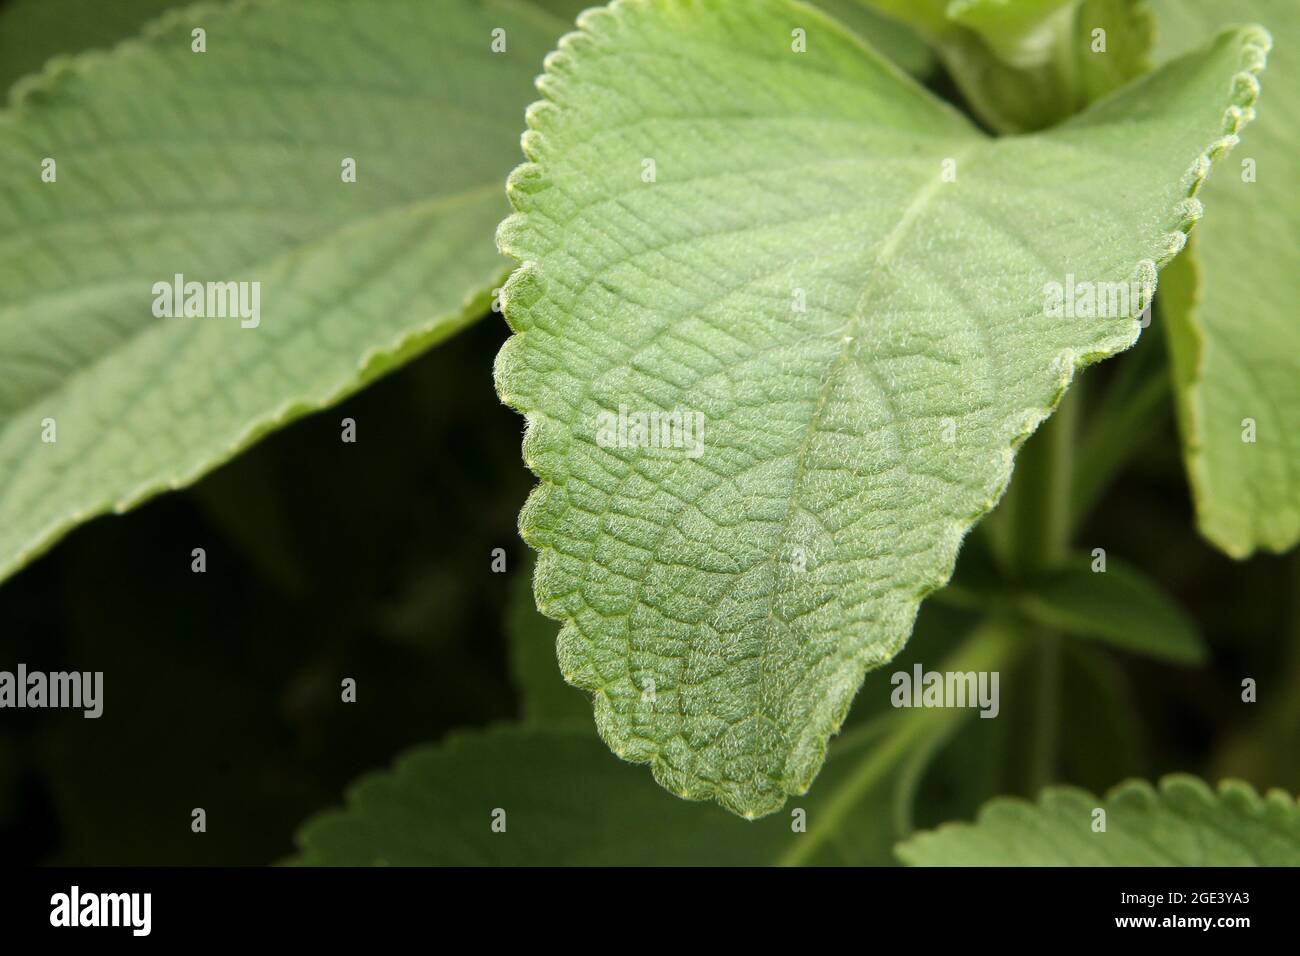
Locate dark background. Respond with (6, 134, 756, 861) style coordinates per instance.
(0, 307, 1295, 865)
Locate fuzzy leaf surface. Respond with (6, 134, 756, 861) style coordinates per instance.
(898, 775, 1300, 865)
(0, 0, 575, 581)
(495, 0, 1269, 815)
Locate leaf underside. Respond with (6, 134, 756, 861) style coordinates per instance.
(898, 775, 1300, 865)
(0, 0, 577, 582)
(495, 0, 1269, 816)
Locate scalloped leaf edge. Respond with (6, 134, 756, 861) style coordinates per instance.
(494, 0, 1270, 816)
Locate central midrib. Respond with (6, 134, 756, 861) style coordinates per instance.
(755, 140, 980, 765)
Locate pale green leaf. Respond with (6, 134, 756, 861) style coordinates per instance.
(0, 0, 577, 582)
(946, 0, 1076, 69)
(1153, 0, 1300, 558)
(1018, 554, 1205, 664)
(898, 775, 1300, 865)
(495, 0, 1269, 817)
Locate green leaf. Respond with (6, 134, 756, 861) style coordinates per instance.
(291, 722, 898, 865)
(0, 0, 578, 583)
(1018, 554, 1205, 664)
(1153, 0, 1300, 558)
(0, 0, 184, 92)
(295, 617, 1015, 865)
(946, 0, 1076, 69)
(898, 775, 1300, 865)
(811, 0, 934, 76)
(495, 0, 1268, 817)
(864, 0, 1153, 132)
(292, 715, 949, 866)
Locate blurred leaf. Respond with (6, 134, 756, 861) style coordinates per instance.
(898, 775, 1300, 865)
(811, 0, 934, 76)
(0, 0, 182, 91)
(946, 0, 1075, 69)
(1153, 0, 1300, 558)
(864, 0, 1153, 132)
(0, 0, 576, 583)
(292, 719, 932, 865)
(1018, 554, 1206, 664)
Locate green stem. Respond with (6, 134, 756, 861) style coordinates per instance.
(779, 619, 1017, 867)
(1005, 392, 1078, 791)
(1008, 389, 1077, 577)
(1071, 326, 1171, 533)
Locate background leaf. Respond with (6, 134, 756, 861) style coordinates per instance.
(898, 775, 1300, 865)
(495, 0, 1268, 816)
(0, 0, 182, 91)
(1153, 0, 1300, 558)
(864, 0, 1153, 132)
(0, 0, 577, 583)
(1018, 553, 1206, 664)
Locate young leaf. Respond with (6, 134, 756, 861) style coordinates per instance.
(864, 0, 1153, 132)
(1153, 0, 1300, 558)
(946, 0, 1076, 69)
(0, 0, 577, 583)
(898, 775, 1300, 865)
(495, 0, 1268, 817)
(1018, 554, 1206, 665)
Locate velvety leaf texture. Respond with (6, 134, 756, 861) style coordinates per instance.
(898, 775, 1300, 865)
(1154, 0, 1300, 557)
(494, 0, 1269, 816)
(0, 0, 577, 582)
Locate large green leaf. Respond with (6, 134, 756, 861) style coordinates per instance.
(495, 0, 1268, 816)
(898, 775, 1300, 865)
(1154, 0, 1300, 558)
(0, 0, 581, 583)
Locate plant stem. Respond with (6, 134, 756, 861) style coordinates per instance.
(779, 619, 1017, 867)
(1008, 390, 1077, 577)
(1006, 391, 1078, 792)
